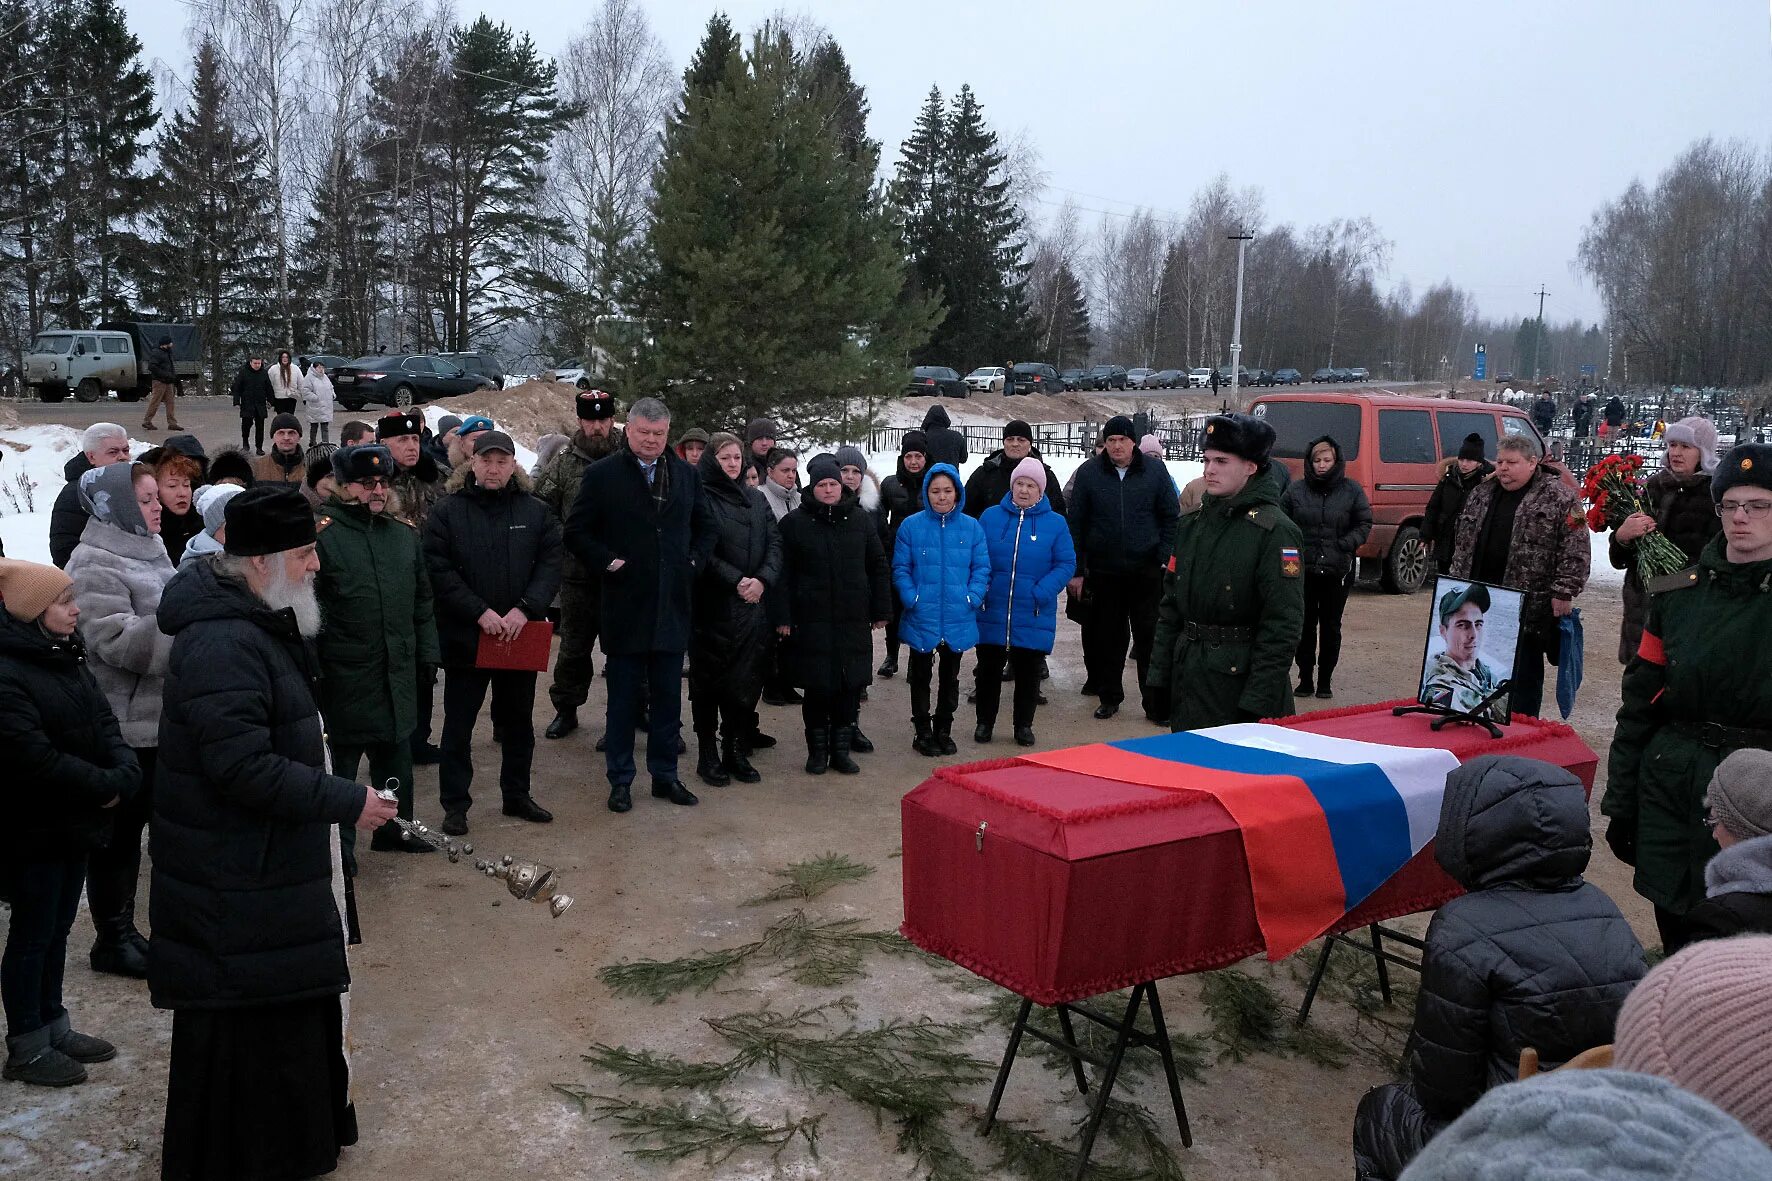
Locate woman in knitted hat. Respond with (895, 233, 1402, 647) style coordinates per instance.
(178, 484, 245, 569)
(1615, 934, 1772, 1146)
(0, 559, 140, 1087)
(1609, 414, 1721, 663)
(1682, 748, 1772, 944)
(1422, 434, 1491, 575)
(64, 462, 175, 979)
(974, 457, 1074, 746)
(1606, 440, 1772, 954)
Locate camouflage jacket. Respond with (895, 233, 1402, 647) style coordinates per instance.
(391, 451, 448, 532)
(1448, 467, 1588, 634)
(533, 426, 624, 581)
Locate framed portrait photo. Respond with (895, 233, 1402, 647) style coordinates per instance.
(1416, 577, 1522, 724)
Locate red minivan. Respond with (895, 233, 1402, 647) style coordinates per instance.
(1247, 392, 1548, 593)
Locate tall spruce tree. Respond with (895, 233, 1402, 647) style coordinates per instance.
(1038, 262, 1092, 370)
(145, 39, 276, 390)
(298, 147, 383, 354)
(892, 84, 1032, 370)
(629, 20, 937, 432)
(0, 0, 46, 343)
(38, 0, 157, 325)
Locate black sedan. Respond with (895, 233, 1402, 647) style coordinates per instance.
(1060, 367, 1087, 391)
(331, 354, 494, 410)
(1010, 362, 1062, 395)
(1148, 368, 1185, 388)
(906, 365, 967, 399)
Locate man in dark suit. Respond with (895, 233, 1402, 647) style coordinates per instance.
(564, 397, 715, 814)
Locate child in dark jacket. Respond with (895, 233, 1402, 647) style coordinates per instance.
(0, 559, 140, 1087)
(1351, 756, 1647, 1181)
(1684, 748, 1772, 946)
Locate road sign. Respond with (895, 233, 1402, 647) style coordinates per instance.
(1579, 363, 1597, 376)
(1474, 343, 1487, 381)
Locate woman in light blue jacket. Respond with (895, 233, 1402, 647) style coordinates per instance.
(893, 463, 989, 756)
(975, 458, 1075, 747)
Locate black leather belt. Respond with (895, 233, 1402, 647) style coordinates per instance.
(1183, 622, 1255, 644)
(1670, 720, 1772, 751)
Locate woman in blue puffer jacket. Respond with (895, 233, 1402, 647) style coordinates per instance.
(893, 463, 989, 756)
(975, 459, 1076, 747)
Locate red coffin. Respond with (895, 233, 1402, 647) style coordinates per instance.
(900, 703, 1596, 1005)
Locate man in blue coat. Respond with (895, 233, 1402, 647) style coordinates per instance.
(564, 398, 715, 814)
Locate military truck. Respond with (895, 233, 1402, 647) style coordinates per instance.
(23, 321, 201, 403)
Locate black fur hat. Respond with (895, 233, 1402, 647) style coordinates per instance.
(1201, 413, 1276, 464)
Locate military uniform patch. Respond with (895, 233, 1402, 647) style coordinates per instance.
(1280, 546, 1301, 578)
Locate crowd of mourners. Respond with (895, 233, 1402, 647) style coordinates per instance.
(2, 383, 1772, 1181)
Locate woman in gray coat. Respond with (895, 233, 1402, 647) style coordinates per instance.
(64, 461, 176, 980)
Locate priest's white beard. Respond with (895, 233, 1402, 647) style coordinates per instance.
(262, 562, 323, 637)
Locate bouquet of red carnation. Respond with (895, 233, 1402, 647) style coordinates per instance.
(1580, 453, 1690, 580)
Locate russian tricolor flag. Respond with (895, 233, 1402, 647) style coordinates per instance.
(1026, 724, 1460, 959)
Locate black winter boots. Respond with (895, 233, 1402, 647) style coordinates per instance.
(804, 728, 830, 774)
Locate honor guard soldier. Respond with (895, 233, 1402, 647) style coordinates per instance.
(1147, 412, 1305, 731)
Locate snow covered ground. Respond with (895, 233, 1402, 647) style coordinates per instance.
(0, 424, 157, 565)
(422, 404, 539, 471)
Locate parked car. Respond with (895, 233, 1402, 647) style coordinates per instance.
(1494, 371, 1515, 384)
(299, 354, 353, 376)
(1126, 367, 1156, 389)
(1087, 364, 1129, 390)
(1310, 367, 1337, 382)
(1248, 391, 1555, 594)
(1244, 368, 1269, 387)
(1059, 367, 1087, 391)
(23, 321, 201, 404)
(440, 351, 507, 389)
(331, 354, 494, 410)
(550, 358, 594, 388)
(1148, 368, 1184, 389)
(1348, 366, 1371, 382)
(1186, 367, 1213, 388)
(906, 365, 967, 399)
(965, 366, 1007, 394)
(1330, 367, 1354, 382)
(1010, 362, 1061, 396)
(1270, 368, 1303, 385)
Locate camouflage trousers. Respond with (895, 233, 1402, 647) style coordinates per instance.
(549, 577, 601, 711)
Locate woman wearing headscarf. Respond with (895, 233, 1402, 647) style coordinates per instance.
(1609, 415, 1721, 663)
(0, 559, 139, 1086)
(269, 349, 302, 416)
(688, 434, 782, 787)
(63, 461, 176, 979)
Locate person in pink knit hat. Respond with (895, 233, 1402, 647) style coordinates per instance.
(1615, 933, 1772, 1145)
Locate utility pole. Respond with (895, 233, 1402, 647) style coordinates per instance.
(1228, 232, 1254, 403)
(1532, 284, 1549, 381)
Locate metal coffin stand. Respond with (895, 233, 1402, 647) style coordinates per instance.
(1294, 922, 1427, 1027)
(980, 980, 1192, 1181)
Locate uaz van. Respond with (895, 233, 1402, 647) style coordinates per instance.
(1248, 391, 1549, 593)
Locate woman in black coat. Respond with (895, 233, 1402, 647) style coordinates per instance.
(690, 434, 782, 787)
(877, 431, 928, 678)
(230, 355, 274, 454)
(1422, 434, 1493, 574)
(778, 455, 891, 775)
(1280, 435, 1371, 699)
(0, 559, 139, 1087)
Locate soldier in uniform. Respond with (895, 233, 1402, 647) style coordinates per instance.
(1420, 582, 1505, 721)
(534, 389, 623, 739)
(1605, 442, 1772, 953)
(377, 410, 448, 764)
(1147, 413, 1305, 731)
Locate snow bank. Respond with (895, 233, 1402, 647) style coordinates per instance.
(422, 404, 538, 472)
(0, 424, 154, 565)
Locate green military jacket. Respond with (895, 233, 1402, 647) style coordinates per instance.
(314, 497, 441, 745)
(1148, 468, 1305, 731)
(533, 427, 623, 582)
(1605, 537, 1772, 913)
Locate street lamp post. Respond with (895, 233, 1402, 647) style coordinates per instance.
(1228, 233, 1254, 404)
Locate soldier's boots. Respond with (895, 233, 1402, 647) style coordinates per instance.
(545, 710, 578, 739)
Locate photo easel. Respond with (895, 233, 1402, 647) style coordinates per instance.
(1392, 679, 1513, 739)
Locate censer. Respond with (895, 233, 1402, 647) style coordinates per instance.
(376, 782, 574, 917)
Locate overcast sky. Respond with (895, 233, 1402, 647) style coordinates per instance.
(128, 0, 1772, 326)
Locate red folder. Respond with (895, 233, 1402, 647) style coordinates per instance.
(475, 621, 554, 672)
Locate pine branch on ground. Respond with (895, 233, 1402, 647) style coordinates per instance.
(579, 1044, 739, 1090)
(743, 852, 876, 906)
(597, 910, 921, 1002)
(896, 1111, 982, 1181)
(1096, 1099, 1189, 1181)
(986, 1119, 1150, 1181)
(1201, 970, 1351, 1068)
(552, 1084, 821, 1165)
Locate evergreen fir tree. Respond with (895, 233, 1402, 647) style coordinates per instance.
(145, 39, 277, 390)
(629, 21, 937, 433)
(892, 84, 1032, 370)
(802, 37, 869, 165)
(1039, 263, 1092, 370)
(298, 145, 384, 354)
(0, 0, 47, 338)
